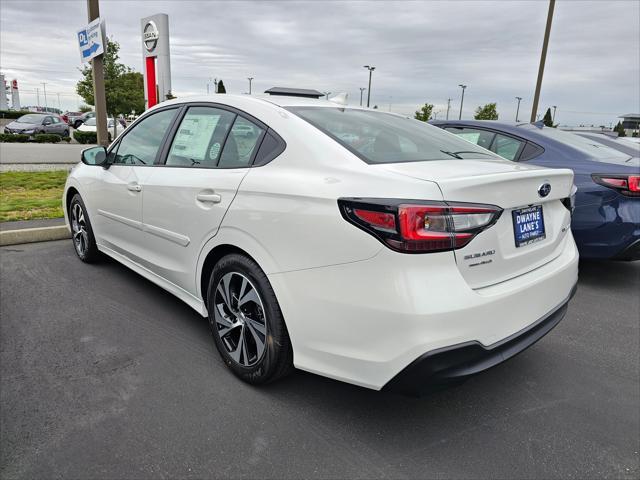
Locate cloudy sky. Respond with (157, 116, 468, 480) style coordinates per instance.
(1, 0, 638, 126)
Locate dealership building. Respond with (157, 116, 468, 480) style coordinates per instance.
(619, 113, 640, 135)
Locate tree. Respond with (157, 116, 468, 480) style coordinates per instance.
(414, 103, 434, 122)
(76, 39, 145, 137)
(79, 104, 93, 113)
(217, 80, 226, 93)
(474, 103, 498, 120)
(542, 107, 553, 127)
(614, 121, 627, 137)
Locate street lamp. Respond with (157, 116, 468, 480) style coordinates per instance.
(363, 65, 375, 107)
(458, 84, 467, 120)
(552, 105, 557, 123)
(359, 87, 366, 106)
(515, 96, 523, 122)
(248, 77, 254, 95)
(323, 91, 331, 100)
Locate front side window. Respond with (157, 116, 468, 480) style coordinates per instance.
(113, 109, 177, 165)
(166, 107, 236, 167)
(490, 134, 524, 161)
(287, 107, 499, 164)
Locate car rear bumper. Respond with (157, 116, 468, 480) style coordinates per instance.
(268, 231, 579, 390)
(383, 282, 577, 396)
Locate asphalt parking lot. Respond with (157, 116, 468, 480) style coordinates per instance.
(1, 240, 638, 479)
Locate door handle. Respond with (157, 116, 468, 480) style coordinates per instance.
(196, 192, 222, 203)
(127, 183, 142, 192)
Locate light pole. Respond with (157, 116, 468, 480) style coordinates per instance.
(531, 0, 556, 122)
(359, 87, 366, 106)
(41, 82, 48, 111)
(323, 91, 331, 100)
(363, 65, 375, 107)
(458, 84, 467, 120)
(446, 98, 452, 120)
(248, 77, 254, 95)
(515, 96, 522, 122)
(552, 105, 557, 123)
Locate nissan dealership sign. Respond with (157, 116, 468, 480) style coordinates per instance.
(140, 14, 172, 109)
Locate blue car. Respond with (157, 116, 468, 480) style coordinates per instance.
(430, 120, 639, 260)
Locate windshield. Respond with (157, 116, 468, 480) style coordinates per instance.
(287, 107, 501, 164)
(528, 126, 633, 163)
(17, 114, 46, 124)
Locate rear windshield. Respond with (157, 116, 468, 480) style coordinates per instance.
(287, 107, 500, 164)
(527, 127, 633, 163)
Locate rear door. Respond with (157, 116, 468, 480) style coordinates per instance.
(139, 105, 267, 294)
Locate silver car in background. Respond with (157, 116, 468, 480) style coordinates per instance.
(3, 113, 69, 137)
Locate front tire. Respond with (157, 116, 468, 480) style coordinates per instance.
(207, 253, 293, 385)
(69, 194, 100, 263)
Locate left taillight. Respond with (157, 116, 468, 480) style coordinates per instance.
(592, 174, 640, 197)
(338, 198, 503, 254)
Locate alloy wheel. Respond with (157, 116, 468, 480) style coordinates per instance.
(71, 203, 89, 257)
(214, 272, 267, 367)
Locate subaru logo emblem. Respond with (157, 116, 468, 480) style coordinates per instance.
(538, 182, 551, 197)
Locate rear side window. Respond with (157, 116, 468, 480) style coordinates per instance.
(287, 107, 500, 164)
(218, 116, 265, 168)
(166, 107, 236, 167)
(520, 142, 545, 161)
(253, 131, 285, 166)
(444, 127, 495, 150)
(490, 134, 524, 161)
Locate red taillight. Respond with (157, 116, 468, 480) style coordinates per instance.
(338, 199, 502, 254)
(592, 174, 640, 197)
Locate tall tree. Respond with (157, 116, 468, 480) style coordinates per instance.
(474, 103, 499, 120)
(217, 80, 226, 94)
(414, 103, 434, 122)
(542, 107, 553, 127)
(614, 121, 626, 137)
(76, 39, 145, 136)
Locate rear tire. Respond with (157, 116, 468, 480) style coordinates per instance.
(207, 253, 293, 385)
(63, 129, 69, 137)
(69, 194, 100, 263)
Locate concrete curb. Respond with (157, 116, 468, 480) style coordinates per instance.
(0, 225, 71, 246)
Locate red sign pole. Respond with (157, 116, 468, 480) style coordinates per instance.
(146, 56, 157, 108)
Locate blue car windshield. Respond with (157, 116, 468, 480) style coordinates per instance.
(287, 107, 501, 164)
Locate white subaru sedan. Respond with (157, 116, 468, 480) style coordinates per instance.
(63, 93, 578, 395)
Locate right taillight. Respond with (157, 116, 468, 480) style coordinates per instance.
(338, 198, 502, 254)
(592, 174, 640, 197)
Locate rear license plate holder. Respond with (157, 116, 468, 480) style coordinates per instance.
(512, 205, 545, 247)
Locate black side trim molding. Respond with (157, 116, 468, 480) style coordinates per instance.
(383, 282, 578, 396)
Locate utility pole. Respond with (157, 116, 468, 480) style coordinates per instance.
(87, 0, 108, 145)
(530, 0, 555, 123)
(247, 77, 253, 95)
(57, 93, 61, 111)
(214, 78, 218, 93)
(359, 87, 366, 106)
(515, 96, 522, 122)
(552, 105, 557, 123)
(363, 65, 375, 108)
(446, 98, 452, 120)
(36, 87, 40, 108)
(41, 82, 48, 111)
(458, 84, 467, 120)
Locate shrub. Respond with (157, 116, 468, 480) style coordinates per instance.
(34, 134, 62, 143)
(73, 130, 97, 144)
(0, 110, 32, 120)
(0, 133, 30, 143)
(61, 136, 71, 143)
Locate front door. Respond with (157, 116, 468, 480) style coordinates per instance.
(90, 108, 178, 260)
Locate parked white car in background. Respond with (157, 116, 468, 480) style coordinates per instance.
(63, 93, 578, 394)
(76, 117, 125, 140)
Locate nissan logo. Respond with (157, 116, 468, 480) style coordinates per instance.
(538, 182, 552, 198)
(143, 21, 159, 52)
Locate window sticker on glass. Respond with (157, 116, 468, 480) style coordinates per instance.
(170, 114, 221, 162)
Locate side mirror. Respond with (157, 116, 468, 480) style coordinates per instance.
(81, 146, 107, 166)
